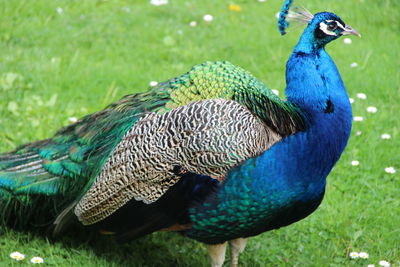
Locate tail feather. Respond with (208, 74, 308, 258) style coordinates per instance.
(0, 150, 70, 229)
(0, 152, 41, 169)
(0, 86, 172, 231)
(6, 161, 44, 173)
(0, 150, 62, 196)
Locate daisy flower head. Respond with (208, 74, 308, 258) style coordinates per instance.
(350, 62, 358, 68)
(368, 265, 375, 267)
(349, 97, 354, 103)
(10, 251, 25, 261)
(31, 257, 44, 264)
(355, 131, 362, 136)
(149, 81, 158, 87)
(353, 116, 364, 122)
(68, 117, 78, 123)
(349, 251, 359, 259)
(56, 7, 63, 14)
(359, 252, 369, 259)
(351, 160, 360, 166)
(203, 14, 213, 22)
(356, 93, 367, 99)
(150, 0, 168, 6)
(384, 167, 396, 174)
(367, 106, 378, 113)
(379, 260, 391, 267)
(343, 38, 352, 44)
(381, 134, 391, 140)
(189, 21, 197, 27)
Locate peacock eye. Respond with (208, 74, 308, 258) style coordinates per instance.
(327, 22, 338, 31)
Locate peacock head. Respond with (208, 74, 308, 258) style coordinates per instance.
(278, 1, 360, 50)
(306, 12, 360, 47)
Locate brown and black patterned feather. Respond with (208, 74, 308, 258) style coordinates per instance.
(75, 99, 282, 225)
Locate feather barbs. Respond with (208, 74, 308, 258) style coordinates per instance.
(278, 0, 314, 35)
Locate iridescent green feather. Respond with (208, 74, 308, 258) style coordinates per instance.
(165, 61, 304, 135)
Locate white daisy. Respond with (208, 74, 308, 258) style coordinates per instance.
(10, 252, 25, 261)
(368, 265, 375, 267)
(258, 0, 266, 2)
(56, 7, 63, 14)
(359, 252, 369, 259)
(350, 62, 358, 68)
(367, 106, 378, 113)
(379, 260, 391, 267)
(30, 257, 44, 264)
(189, 21, 197, 27)
(203, 14, 213, 22)
(355, 131, 362, 136)
(349, 251, 359, 259)
(351, 160, 359, 166)
(150, 0, 168, 6)
(356, 93, 367, 99)
(381, 134, 391, 140)
(349, 97, 354, 103)
(68, 117, 78, 123)
(343, 38, 352, 44)
(353, 116, 364, 122)
(275, 12, 280, 19)
(271, 89, 279, 96)
(384, 167, 396, 174)
(149, 81, 158, 87)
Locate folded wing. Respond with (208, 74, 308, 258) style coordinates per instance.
(75, 99, 282, 225)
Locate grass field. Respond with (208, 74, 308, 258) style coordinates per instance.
(1, 0, 399, 266)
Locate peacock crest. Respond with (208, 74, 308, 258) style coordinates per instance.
(278, 0, 314, 35)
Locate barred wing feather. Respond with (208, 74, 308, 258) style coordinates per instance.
(75, 99, 282, 225)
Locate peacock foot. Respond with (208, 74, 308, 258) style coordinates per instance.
(207, 238, 248, 267)
(229, 238, 247, 267)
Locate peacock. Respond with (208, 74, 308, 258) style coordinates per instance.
(0, 1, 360, 266)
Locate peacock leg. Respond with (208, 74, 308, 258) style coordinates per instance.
(229, 238, 247, 267)
(207, 242, 228, 267)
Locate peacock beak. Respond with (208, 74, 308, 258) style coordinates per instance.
(342, 25, 361, 37)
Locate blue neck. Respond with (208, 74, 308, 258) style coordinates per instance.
(280, 41, 352, 182)
(286, 42, 351, 115)
(254, 38, 352, 198)
(293, 27, 322, 53)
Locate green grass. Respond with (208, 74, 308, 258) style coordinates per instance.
(0, 0, 399, 266)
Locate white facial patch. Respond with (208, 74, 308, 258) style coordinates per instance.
(336, 22, 346, 31)
(319, 22, 337, 36)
